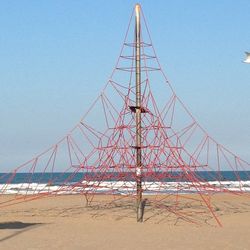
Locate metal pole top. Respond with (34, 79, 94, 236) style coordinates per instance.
(135, 3, 141, 16)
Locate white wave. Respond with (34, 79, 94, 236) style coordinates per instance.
(1, 180, 250, 195)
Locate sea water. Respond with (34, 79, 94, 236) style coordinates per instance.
(0, 171, 250, 195)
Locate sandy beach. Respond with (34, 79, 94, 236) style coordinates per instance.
(0, 194, 250, 250)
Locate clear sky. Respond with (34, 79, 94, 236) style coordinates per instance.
(0, 0, 250, 170)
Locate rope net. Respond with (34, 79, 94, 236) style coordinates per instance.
(1, 6, 249, 226)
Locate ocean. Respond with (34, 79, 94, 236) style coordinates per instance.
(1, 171, 250, 195)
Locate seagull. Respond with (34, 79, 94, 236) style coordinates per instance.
(243, 52, 250, 63)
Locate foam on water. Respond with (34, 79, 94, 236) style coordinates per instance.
(1, 180, 250, 195)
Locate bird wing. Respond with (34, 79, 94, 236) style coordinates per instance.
(244, 52, 250, 63)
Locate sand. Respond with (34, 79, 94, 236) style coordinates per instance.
(0, 194, 250, 250)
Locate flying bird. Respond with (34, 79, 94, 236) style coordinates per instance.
(243, 52, 250, 63)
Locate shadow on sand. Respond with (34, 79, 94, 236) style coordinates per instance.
(0, 221, 43, 242)
(0, 221, 39, 230)
(84, 196, 250, 227)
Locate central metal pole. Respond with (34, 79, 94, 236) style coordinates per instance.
(135, 3, 143, 222)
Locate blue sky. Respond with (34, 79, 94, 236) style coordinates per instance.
(0, 0, 250, 169)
